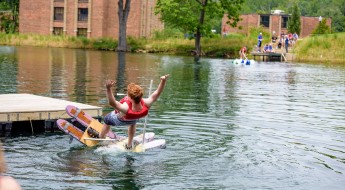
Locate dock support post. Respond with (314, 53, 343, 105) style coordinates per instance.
(45, 119, 58, 132)
(95, 116, 102, 122)
(1, 122, 12, 136)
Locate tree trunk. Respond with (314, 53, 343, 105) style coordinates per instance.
(194, 0, 207, 57)
(117, 0, 131, 52)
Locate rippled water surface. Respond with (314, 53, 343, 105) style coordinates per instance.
(1, 46, 345, 189)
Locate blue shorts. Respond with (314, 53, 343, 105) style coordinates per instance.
(103, 111, 139, 126)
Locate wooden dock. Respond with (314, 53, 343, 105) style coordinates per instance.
(0, 94, 102, 136)
(251, 52, 286, 62)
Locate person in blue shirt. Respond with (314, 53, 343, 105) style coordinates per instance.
(263, 43, 269, 52)
(257, 32, 263, 52)
(268, 43, 274, 52)
(285, 35, 289, 53)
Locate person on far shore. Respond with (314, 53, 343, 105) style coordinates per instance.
(0, 143, 22, 190)
(257, 32, 263, 52)
(269, 43, 273, 52)
(285, 35, 289, 53)
(293, 32, 299, 42)
(263, 43, 269, 52)
(277, 37, 283, 49)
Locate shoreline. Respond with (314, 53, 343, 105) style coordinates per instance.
(0, 33, 343, 64)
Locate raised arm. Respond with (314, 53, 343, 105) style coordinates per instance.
(144, 74, 169, 107)
(105, 80, 128, 113)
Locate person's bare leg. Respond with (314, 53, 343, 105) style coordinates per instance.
(100, 124, 110, 138)
(127, 124, 136, 147)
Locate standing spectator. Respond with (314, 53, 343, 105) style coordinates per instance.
(293, 32, 299, 41)
(0, 143, 22, 190)
(288, 33, 293, 41)
(292, 32, 299, 47)
(257, 32, 263, 52)
(271, 35, 277, 43)
(277, 37, 283, 49)
(285, 35, 289, 53)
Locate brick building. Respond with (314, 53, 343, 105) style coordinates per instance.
(19, 0, 164, 38)
(222, 11, 331, 38)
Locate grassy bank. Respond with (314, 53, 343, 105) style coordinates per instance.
(0, 32, 256, 58)
(0, 31, 343, 63)
(294, 33, 345, 64)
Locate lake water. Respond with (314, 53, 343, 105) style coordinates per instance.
(0, 46, 344, 190)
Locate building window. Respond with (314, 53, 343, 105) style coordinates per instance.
(54, 0, 64, 2)
(53, 27, 63, 35)
(78, 0, 89, 2)
(260, 15, 270, 27)
(77, 28, 87, 37)
(78, 8, 88, 22)
(281, 16, 289, 29)
(54, 7, 64, 21)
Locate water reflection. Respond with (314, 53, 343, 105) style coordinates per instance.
(0, 46, 344, 190)
(8, 46, 165, 106)
(0, 46, 17, 93)
(116, 52, 126, 94)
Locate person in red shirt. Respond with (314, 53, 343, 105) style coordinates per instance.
(239, 46, 247, 59)
(100, 74, 170, 149)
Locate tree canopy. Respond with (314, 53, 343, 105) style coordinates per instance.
(312, 18, 331, 34)
(155, 0, 244, 56)
(0, 0, 19, 33)
(288, 3, 301, 35)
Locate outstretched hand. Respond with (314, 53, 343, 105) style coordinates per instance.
(105, 80, 115, 89)
(160, 74, 170, 82)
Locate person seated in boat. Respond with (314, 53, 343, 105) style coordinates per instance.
(239, 46, 247, 59)
(99, 74, 170, 150)
(0, 143, 22, 190)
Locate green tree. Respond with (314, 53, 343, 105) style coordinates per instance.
(155, 0, 244, 57)
(242, 0, 284, 14)
(0, 0, 19, 33)
(312, 18, 331, 34)
(117, 0, 131, 52)
(288, 3, 301, 35)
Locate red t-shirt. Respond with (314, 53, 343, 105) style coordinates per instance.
(240, 47, 247, 53)
(117, 96, 149, 120)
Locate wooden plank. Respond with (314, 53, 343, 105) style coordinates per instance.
(0, 94, 102, 122)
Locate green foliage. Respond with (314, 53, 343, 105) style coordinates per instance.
(127, 36, 146, 51)
(152, 28, 184, 39)
(79, 36, 90, 47)
(332, 15, 345, 32)
(0, 0, 19, 33)
(248, 26, 270, 44)
(288, 3, 301, 35)
(155, 0, 244, 53)
(294, 32, 345, 63)
(242, 0, 284, 14)
(92, 38, 117, 50)
(312, 18, 331, 34)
